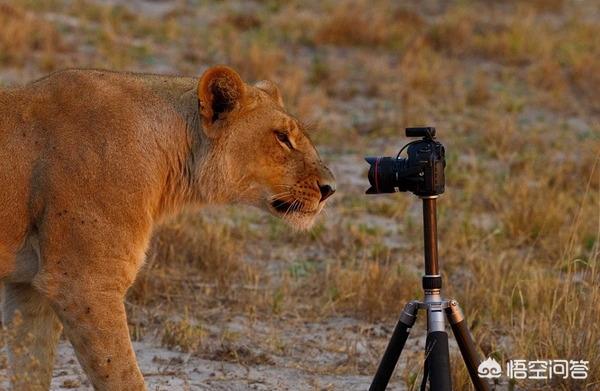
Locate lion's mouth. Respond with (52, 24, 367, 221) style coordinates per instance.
(270, 198, 317, 215)
(268, 196, 324, 230)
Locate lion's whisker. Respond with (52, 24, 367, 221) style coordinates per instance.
(293, 201, 304, 212)
(273, 184, 293, 189)
(283, 199, 300, 218)
(270, 192, 293, 201)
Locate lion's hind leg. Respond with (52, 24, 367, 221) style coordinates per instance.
(3, 282, 63, 391)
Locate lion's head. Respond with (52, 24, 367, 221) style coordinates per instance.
(197, 66, 335, 229)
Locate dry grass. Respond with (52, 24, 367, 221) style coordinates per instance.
(314, 0, 423, 48)
(161, 312, 205, 353)
(128, 213, 247, 308)
(0, 3, 62, 70)
(1, 0, 599, 389)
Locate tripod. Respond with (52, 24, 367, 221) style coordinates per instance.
(369, 196, 491, 391)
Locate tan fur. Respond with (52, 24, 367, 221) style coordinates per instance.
(0, 66, 335, 390)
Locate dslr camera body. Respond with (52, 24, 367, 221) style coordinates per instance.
(365, 127, 445, 197)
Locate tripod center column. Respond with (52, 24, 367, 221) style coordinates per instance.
(422, 197, 442, 293)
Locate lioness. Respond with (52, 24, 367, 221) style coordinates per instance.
(0, 66, 335, 390)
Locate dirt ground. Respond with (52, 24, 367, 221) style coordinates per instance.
(46, 320, 405, 391)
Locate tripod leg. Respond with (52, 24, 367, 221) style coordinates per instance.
(369, 301, 418, 391)
(425, 331, 452, 391)
(446, 300, 491, 391)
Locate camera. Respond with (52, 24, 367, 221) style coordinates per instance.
(365, 127, 445, 197)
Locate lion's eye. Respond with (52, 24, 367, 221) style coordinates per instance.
(275, 131, 293, 150)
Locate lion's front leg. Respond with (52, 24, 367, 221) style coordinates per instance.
(41, 277, 145, 391)
(34, 221, 149, 391)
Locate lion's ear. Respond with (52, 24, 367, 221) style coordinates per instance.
(255, 80, 284, 108)
(198, 65, 245, 133)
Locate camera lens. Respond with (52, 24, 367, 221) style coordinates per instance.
(366, 157, 401, 193)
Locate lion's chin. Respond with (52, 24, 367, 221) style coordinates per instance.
(280, 212, 318, 231)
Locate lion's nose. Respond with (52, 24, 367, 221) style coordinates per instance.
(318, 182, 336, 202)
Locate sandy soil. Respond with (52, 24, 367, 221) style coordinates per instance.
(38, 314, 412, 390)
(46, 337, 395, 391)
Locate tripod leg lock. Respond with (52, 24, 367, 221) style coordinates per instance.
(445, 299, 464, 324)
(399, 301, 418, 328)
